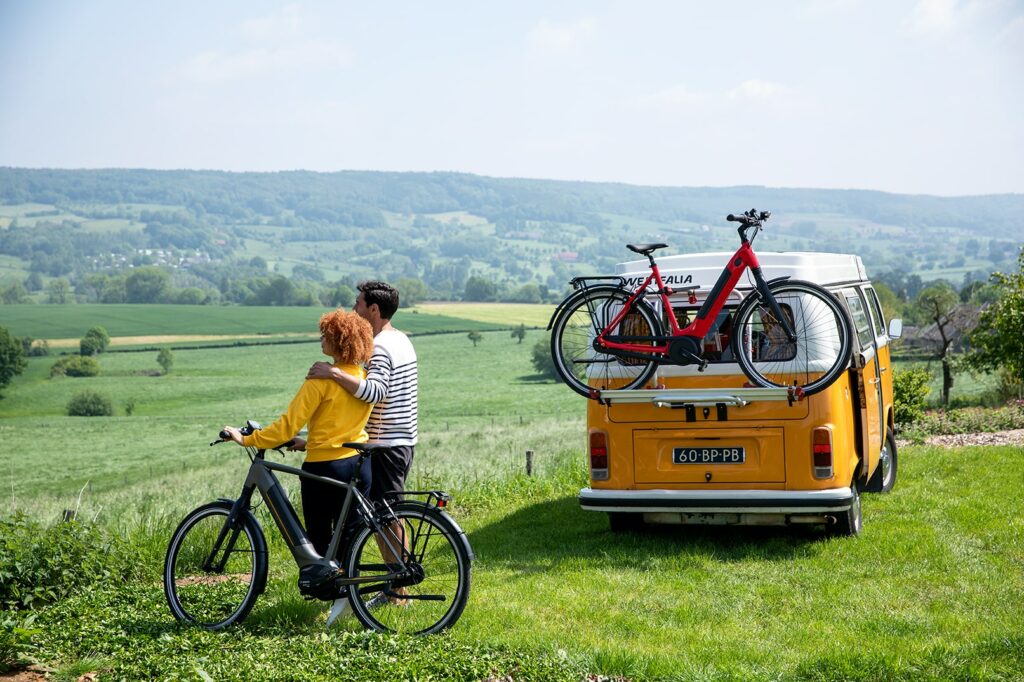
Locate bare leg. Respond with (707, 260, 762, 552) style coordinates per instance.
(374, 520, 410, 604)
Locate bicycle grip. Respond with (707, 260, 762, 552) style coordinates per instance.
(727, 214, 743, 222)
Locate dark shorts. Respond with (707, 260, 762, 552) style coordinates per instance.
(369, 445, 415, 503)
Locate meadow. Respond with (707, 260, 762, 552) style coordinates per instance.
(0, 303, 511, 347)
(1, 310, 1023, 680)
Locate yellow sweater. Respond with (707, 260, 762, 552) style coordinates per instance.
(241, 363, 372, 463)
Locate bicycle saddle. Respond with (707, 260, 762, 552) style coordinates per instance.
(626, 243, 669, 255)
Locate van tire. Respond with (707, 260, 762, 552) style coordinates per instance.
(864, 429, 898, 494)
(608, 512, 645, 533)
(827, 484, 863, 537)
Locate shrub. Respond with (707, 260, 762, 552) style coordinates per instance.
(156, 347, 174, 374)
(0, 614, 39, 673)
(79, 335, 102, 356)
(0, 513, 136, 612)
(531, 335, 558, 380)
(893, 367, 931, 428)
(83, 326, 110, 354)
(67, 390, 113, 416)
(50, 356, 100, 378)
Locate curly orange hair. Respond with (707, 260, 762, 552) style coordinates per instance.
(319, 309, 374, 365)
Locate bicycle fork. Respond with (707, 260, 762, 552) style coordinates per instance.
(752, 267, 797, 342)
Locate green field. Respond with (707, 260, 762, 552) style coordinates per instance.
(2, 309, 1023, 679)
(0, 303, 509, 341)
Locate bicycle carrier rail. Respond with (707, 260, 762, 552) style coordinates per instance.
(595, 385, 804, 408)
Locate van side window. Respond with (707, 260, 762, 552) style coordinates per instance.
(844, 293, 874, 349)
(864, 287, 886, 340)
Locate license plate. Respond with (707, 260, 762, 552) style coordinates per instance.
(673, 447, 745, 464)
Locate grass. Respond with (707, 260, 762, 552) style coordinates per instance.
(1, 329, 579, 520)
(413, 302, 555, 328)
(5, 446, 1024, 680)
(2, 308, 1022, 679)
(0, 303, 505, 341)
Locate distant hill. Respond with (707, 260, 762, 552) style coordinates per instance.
(1, 167, 1021, 303)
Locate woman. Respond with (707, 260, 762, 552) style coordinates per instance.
(222, 309, 375, 560)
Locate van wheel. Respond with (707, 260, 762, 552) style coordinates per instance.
(864, 429, 898, 494)
(608, 512, 645, 533)
(827, 484, 863, 537)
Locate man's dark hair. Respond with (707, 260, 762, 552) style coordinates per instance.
(358, 280, 399, 319)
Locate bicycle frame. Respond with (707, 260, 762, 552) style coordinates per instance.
(596, 233, 795, 357)
(210, 447, 409, 589)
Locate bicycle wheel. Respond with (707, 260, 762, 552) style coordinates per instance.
(164, 500, 268, 630)
(731, 280, 854, 397)
(345, 503, 472, 635)
(550, 286, 661, 398)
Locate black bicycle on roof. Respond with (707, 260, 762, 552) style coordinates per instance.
(548, 210, 855, 399)
(162, 421, 473, 635)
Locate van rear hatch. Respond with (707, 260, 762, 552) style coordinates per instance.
(633, 426, 786, 484)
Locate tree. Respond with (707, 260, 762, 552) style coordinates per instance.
(511, 324, 527, 344)
(46, 278, 72, 304)
(125, 266, 170, 303)
(24, 271, 43, 292)
(463, 276, 497, 302)
(914, 282, 962, 406)
(81, 326, 110, 355)
(157, 347, 174, 374)
(1, 282, 30, 304)
(0, 326, 28, 395)
(325, 282, 355, 308)
(467, 331, 483, 347)
(395, 277, 428, 307)
(967, 251, 1024, 384)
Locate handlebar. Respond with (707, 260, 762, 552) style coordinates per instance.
(212, 420, 296, 451)
(727, 208, 771, 226)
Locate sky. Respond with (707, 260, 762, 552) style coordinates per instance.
(1, 0, 1022, 196)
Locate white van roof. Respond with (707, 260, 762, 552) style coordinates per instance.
(616, 251, 868, 291)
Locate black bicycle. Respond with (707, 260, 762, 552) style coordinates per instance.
(163, 421, 473, 635)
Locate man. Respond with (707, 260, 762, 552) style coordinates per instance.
(307, 280, 418, 624)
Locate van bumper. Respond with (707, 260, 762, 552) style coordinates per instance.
(578, 487, 854, 514)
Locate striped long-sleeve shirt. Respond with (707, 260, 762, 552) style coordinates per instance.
(354, 328, 418, 445)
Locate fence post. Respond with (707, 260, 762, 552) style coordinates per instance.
(525, 449, 534, 476)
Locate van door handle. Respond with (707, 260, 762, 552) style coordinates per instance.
(880, 366, 888, 373)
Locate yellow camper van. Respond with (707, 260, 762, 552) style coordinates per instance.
(578, 251, 902, 536)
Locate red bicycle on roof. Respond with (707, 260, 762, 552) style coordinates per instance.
(547, 209, 855, 399)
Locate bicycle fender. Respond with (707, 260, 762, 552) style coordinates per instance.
(547, 285, 655, 330)
(393, 502, 476, 562)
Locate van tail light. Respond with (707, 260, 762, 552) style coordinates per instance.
(812, 427, 833, 479)
(589, 431, 609, 481)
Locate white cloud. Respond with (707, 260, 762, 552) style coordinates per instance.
(727, 80, 794, 103)
(173, 41, 352, 84)
(907, 0, 957, 35)
(527, 17, 596, 52)
(170, 5, 351, 84)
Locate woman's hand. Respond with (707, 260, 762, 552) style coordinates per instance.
(287, 437, 307, 452)
(222, 426, 244, 445)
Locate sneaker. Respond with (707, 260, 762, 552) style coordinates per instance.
(366, 590, 411, 611)
(365, 592, 388, 612)
(326, 597, 352, 627)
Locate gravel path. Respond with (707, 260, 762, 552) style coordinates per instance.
(897, 429, 1024, 448)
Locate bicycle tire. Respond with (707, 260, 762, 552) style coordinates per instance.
(550, 286, 661, 398)
(731, 279, 854, 397)
(345, 503, 472, 635)
(164, 500, 268, 630)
